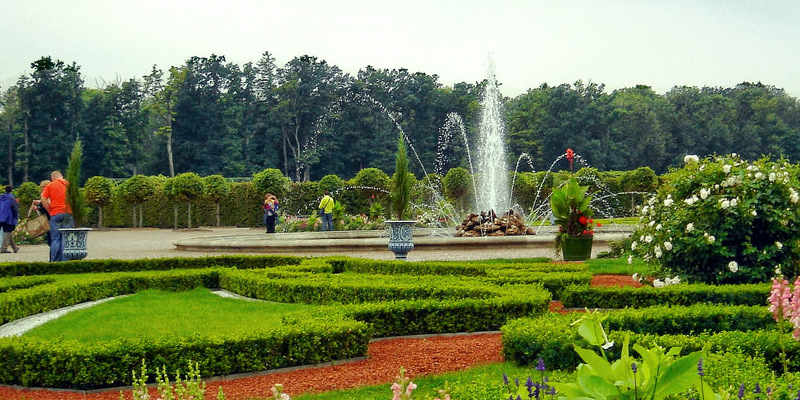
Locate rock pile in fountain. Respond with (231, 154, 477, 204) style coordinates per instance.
(455, 209, 534, 237)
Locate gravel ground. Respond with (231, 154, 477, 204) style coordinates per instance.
(1, 226, 601, 263)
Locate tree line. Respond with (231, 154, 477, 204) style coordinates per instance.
(1, 53, 799, 187)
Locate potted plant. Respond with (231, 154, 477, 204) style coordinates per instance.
(386, 133, 416, 260)
(550, 177, 595, 261)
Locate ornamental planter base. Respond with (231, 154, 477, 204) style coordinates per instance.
(61, 228, 92, 261)
(386, 220, 416, 260)
(561, 235, 593, 261)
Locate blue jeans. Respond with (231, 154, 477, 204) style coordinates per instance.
(50, 213, 74, 262)
(321, 213, 333, 231)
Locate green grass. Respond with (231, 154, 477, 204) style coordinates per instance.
(595, 217, 638, 225)
(23, 288, 320, 343)
(586, 257, 655, 276)
(290, 362, 572, 400)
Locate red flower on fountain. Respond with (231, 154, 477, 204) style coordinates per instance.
(566, 148, 575, 172)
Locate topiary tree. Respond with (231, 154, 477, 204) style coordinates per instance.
(443, 167, 472, 212)
(203, 174, 230, 227)
(163, 177, 180, 229)
(118, 175, 156, 228)
(632, 154, 800, 284)
(318, 174, 344, 194)
(84, 176, 114, 229)
(65, 140, 88, 227)
(172, 172, 205, 229)
(252, 168, 289, 198)
(14, 182, 42, 218)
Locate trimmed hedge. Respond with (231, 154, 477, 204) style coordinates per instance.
(502, 304, 775, 371)
(0, 254, 305, 278)
(560, 283, 769, 308)
(0, 255, 564, 388)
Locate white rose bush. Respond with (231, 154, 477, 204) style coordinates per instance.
(631, 154, 800, 284)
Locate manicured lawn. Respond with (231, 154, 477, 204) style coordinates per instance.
(586, 257, 655, 276)
(23, 288, 320, 343)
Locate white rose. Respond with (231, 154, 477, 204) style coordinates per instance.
(751, 210, 757, 216)
(631, 241, 638, 251)
(755, 172, 765, 180)
(728, 261, 739, 273)
(700, 189, 710, 200)
(653, 279, 665, 288)
(723, 165, 732, 174)
(644, 235, 654, 243)
(769, 172, 777, 182)
(654, 246, 662, 258)
(663, 196, 674, 207)
(730, 198, 738, 207)
(628, 255, 634, 265)
(686, 223, 694, 232)
(649, 220, 656, 227)
(719, 199, 730, 209)
(707, 235, 716, 243)
(776, 241, 784, 250)
(664, 241, 673, 251)
(656, 224, 662, 231)
(684, 155, 699, 164)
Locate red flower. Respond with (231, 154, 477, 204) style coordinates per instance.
(578, 216, 588, 225)
(587, 218, 593, 224)
(582, 229, 590, 235)
(597, 223, 602, 227)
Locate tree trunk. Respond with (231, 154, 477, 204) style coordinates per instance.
(187, 202, 192, 229)
(131, 205, 137, 227)
(173, 204, 178, 229)
(22, 117, 29, 183)
(216, 203, 220, 227)
(98, 206, 103, 229)
(6, 120, 13, 187)
(167, 131, 175, 178)
(138, 204, 144, 228)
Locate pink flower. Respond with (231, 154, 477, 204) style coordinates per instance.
(769, 278, 792, 322)
(391, 383, 402, 400)
(405, 382, 417, 397)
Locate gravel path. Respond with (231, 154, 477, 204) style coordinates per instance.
(1, 227, 581, 263)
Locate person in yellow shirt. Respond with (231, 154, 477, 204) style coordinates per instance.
(318, 190, 334, 231)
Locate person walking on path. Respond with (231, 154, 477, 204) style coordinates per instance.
(0, 185, 19, 253)
(263, 193, 280, 234)
(318, 190, 334, 231)
(41, 171, 73, 262)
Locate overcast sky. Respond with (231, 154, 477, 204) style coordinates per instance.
(2, 0, 799, 98)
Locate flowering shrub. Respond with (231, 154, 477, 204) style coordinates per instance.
(631, 154, 800, 284)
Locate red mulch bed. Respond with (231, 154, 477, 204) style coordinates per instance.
(0, 275, 638, 400)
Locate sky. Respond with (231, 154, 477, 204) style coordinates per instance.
(2, 0, 800, 98)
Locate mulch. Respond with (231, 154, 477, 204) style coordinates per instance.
(0, 274, 638, 400)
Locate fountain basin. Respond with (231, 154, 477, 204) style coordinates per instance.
(173, 227, 632, 254)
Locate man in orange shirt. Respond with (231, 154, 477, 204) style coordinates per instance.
(41, 170, 73, 262)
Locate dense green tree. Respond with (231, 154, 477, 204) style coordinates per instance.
(203, 174, 230, 226)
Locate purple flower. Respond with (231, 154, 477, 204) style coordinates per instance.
(515, 377, 520, 387)
(738, 383, 745, 399)
(536, 357, 546, 372)
(503, 372, 509, 386)
(755, 383, 762, 394)
(525, 376, 534, 393)
(697, 358, 704, 377)
(794, 388, 800, 400)
(631, 362, 638, 373)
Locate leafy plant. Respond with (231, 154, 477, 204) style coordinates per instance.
(203, 174, 230, 227)
(117, 174, 156, 227)
(631, 154, 800, 284)
(252, 168, 290, 198)
(550, 177, 595, 253)
(550, 310, 718, 400)
(172, 172, 205, 229)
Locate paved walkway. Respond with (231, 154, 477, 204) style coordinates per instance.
(1, 226, 627, 263)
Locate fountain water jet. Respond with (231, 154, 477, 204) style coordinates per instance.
(475, 58, 510, 214)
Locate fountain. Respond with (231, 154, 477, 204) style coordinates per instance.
(173, 57, 636, 257)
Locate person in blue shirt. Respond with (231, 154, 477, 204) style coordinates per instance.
(0, 185, 20, 253)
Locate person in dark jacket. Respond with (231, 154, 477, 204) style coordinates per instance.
(0, 185, 19, 253)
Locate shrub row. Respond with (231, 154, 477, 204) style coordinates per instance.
(560, 283, 770, 308)
(0, 318, 369, 389)
(0, 254, 305, 278)
(502, 304, 775, 370)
